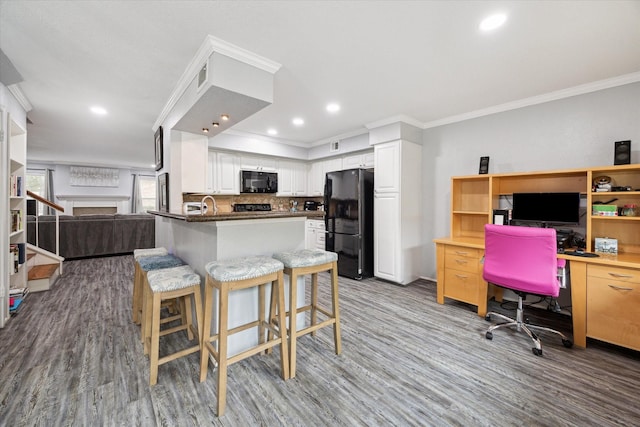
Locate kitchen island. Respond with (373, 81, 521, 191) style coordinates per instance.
(149, 209, 324, 356)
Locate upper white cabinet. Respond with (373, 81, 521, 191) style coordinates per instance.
(308, 157, 343, 196)
(373, 143, 401, 193)
(277, 160, 308, 196)
(343, 151, 374, 169)
(207, 150, 240, 194)
(240, 155, 277, 171)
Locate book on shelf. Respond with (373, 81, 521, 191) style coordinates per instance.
(10, 209, 22, 233)
(9, 287, 29, 298)
(9, 297, 24, 314)
(9, 244, 19, 274)
(9, 174, 23, 197)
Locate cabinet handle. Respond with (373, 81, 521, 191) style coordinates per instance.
(608, 273, 635, 279)
(607, 284, 634, 291)
(455, 259, 468, 265)
(455, 274, 468, 280)
(455, 251, 468, 256)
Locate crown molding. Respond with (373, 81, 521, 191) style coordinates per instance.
(364, 114, 423, 131)
(309, 127, 369, 148)
(423, 71, 640, 130)
(153, 36, 282, 132)
(7, 84, 32, 112)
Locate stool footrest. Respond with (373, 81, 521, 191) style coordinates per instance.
(159, 344, 200, 366)
(227, 338, 285, 366)
(296, 318, 336, 337)
(160, 314, 182, 325)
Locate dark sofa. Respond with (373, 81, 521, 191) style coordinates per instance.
(27, 214, 155, 259)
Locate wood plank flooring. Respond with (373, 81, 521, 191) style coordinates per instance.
(1, 255, 639, 426)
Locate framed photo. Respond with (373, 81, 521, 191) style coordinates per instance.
(479, 156, 490, 174)
(154, 126, 163, 171)
(158, 173, 169, 212)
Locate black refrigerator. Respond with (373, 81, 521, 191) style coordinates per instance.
(324, 168, 374, 280)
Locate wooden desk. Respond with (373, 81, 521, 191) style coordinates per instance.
(434, 237, 640, 352)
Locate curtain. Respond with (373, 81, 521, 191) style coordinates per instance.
(44, 169, 55, 215)
(131, 173, 142, 213)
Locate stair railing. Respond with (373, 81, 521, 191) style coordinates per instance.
(26, 190, 65, 259)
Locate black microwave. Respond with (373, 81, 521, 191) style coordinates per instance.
(241, 170, 278, 193)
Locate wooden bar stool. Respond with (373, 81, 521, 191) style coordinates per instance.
(132, 247, 169, 324)
(137, 255, 185, 343)
(271, 249, 341, 379)
(143, 265, 203, 385)
(199, 256, 289, 417)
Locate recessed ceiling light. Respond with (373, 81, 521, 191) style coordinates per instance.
(220, 114, 230, 121)
(292, 117, 304, 126)
(90, 106, 107, 115)
(212, 122, 219, 128)
(150, 164, 156, 168)
(326, 103, 341, 113)
(202, 128, 209, 133)
(267, 128, 278, 136)
(479, 13, 507, 31)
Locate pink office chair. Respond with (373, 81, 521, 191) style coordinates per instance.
(483, 224, 573, 356)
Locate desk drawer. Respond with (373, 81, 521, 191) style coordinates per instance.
(587, 264, 640, 284)
(444, 269, 479, 305)
(587, 277, 640, 351)
(445, 247, 481, 274)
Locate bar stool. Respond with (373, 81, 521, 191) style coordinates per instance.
(200, 256, 289, 417)
(132, 247, 169, 324)
(271, 249, 341, 379)
(143, 265, 203, 385)
(137, 254, 185, 343)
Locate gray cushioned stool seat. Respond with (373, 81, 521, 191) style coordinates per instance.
(138, 254, 184, 272)
(272, 249, 338, 268)
(205, 256, 284, 282)
(134, 247, 168, 260)
(147, 265, 201, 292)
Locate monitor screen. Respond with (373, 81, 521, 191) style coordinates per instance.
(511, 192, 581, 225)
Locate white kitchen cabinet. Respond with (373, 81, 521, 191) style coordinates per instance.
(343, 151, 374, 169)
(373, 142, 400, 193)
(207, 150, 240, 195)
(305, 219, 326, 250)
(278, 160, 308, 196)
(308, 157, 343, 196)
(240, 155, 277, 171)
(373, 139, 422, 285)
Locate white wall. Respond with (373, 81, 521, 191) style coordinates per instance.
(421, 81, 640, 279)
(27, 163, 153, 214)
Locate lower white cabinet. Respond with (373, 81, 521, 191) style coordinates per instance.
(306, 219, 326, 250)
(373, 193, 400, 281)
(207, 150, 240, 194)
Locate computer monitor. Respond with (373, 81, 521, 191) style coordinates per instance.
(511, 192, 581, 225)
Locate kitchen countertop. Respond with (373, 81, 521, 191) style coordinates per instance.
(148, 210, 325, 222)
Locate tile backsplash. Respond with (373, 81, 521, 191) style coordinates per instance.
(182, 194, 322, 213)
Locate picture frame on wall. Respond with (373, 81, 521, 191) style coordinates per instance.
(158, 173, 169, 212)
(154, 126, 163, 171)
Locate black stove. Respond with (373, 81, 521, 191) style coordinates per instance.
(233, 203, 272, 212)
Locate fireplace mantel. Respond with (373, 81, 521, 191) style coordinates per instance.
(55, 195, 131, 215)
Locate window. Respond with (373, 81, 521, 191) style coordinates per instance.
(138, 175, 157, 212)
(26, 169, 46, 215)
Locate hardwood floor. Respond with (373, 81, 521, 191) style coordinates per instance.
(1, 255, 639, 426)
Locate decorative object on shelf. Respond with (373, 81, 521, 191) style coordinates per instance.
(492, 209, 509, 225)
(478, 156, 490, 174)
(593, 175, 612, 192)
(594, 237, 618, 254)
(69, 166, 119, 187)
(154, 126, 163, 171)
(158, 173, 169, 212)
(614, 140, 631, 165)
(592, 204, 618, 216)
(620, 204, 638, 217)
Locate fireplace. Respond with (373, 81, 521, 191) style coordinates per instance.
(56, 194, 130, 215)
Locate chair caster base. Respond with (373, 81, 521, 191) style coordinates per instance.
(485, 331, 493, 340)
(532, 347, 543, 356)
(562, 339, 573, 348)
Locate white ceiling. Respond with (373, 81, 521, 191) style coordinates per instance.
(1, 1, 639, 170)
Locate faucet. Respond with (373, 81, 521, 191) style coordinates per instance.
(200, 195, 218, 215)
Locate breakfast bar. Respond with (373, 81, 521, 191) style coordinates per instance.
(150, 209, 324, 356)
